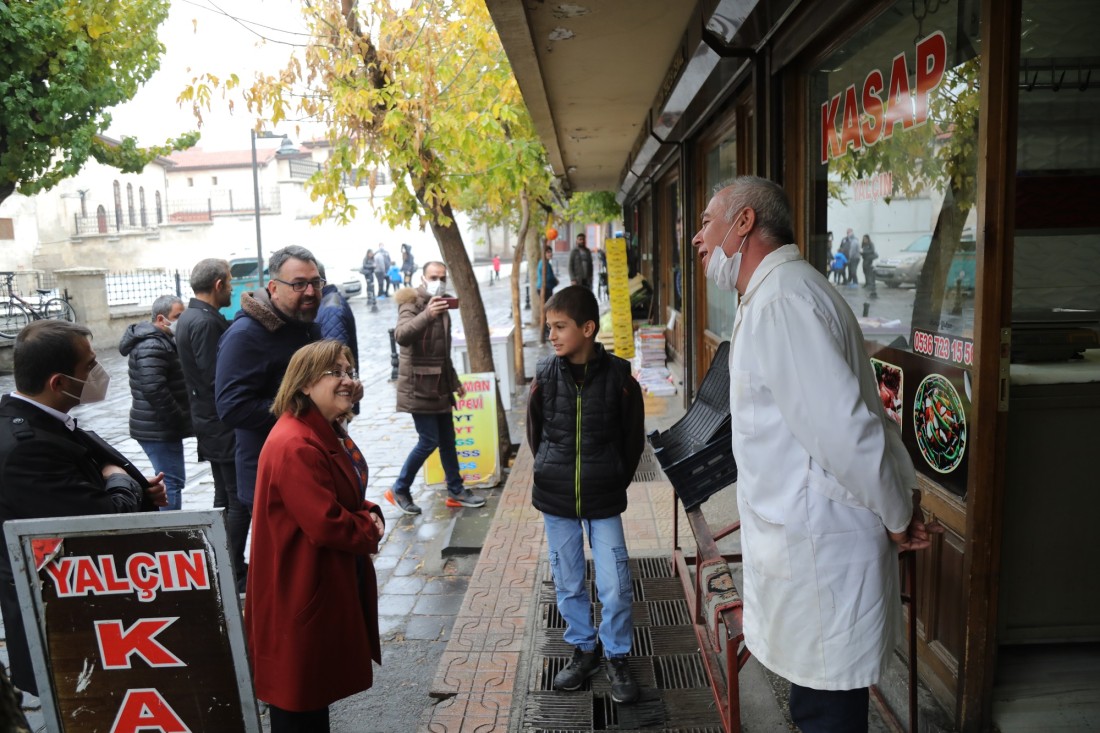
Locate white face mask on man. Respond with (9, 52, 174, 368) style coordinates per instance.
(424, 279, 444, 297)
(61, 363, 111, 405)
(705, 211, 749, 293)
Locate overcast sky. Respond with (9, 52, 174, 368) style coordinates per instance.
(107, 0, 316, 151)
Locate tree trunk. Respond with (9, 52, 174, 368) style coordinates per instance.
(911, 185, 973, 333)
(512, 190, 530, 391)
(419, 193, 511, 463)
(528, 225, 543, 340)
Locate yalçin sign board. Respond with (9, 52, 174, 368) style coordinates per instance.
(4, 511, 260, 733)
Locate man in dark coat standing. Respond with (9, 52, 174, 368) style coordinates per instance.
(216, 245, 363, 509)
(176, 258, 250, 592)
(317, 264, 360, 415)
(0, 321, 166, 696)
(118, 294, 192, 511)
(569, 232, 594, 291)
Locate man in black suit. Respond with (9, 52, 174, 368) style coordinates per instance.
(0, 320, 166, 696)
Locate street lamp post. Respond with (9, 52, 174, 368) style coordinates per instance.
(250, 130, 286, 286)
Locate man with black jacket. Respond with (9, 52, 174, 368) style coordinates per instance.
(119, 295, 192, 511)
(0, 321, 166, 696)
(176, 258, 250, 592)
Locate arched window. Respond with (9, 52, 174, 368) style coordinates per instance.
(155, 191, 163, 224)
(139, 186, 147, 227)
(113, 181, 122, 230)
(126, 183, 135, 226)
(96, 205, 108, 234)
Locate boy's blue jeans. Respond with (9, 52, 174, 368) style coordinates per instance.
(543, 513, 633, 657)
(138, 439, 185, 511)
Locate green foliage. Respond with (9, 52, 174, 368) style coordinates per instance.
(557, 191, 621, 224)
(184, 0, 553, 231)
(0, 0, 197, 203)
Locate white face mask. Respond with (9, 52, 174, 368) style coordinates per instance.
(424, 279, 444, 296)
(62, 363, 111, 405)
(167, 318, 179, 335)
(705, 216, 749, 293)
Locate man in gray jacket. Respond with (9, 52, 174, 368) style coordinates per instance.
(568, 233, 593, 291)
(386, 261, 485, 514)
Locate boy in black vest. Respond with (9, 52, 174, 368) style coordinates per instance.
(527, 286, 646, 704)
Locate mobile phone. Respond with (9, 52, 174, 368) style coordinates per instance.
(442, 297, 460, 309)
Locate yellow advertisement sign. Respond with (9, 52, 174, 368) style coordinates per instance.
(605, 237, 634, 358)
(425, 372, 500, 488)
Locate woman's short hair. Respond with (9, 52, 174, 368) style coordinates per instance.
(271, 340, 355, 418)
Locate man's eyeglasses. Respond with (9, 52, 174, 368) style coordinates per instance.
(321, 368, 359, 381)
(274, 277, 326, 292)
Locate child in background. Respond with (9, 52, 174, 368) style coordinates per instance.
(527, 286, 646, 704)
(831, 250, 848, 284)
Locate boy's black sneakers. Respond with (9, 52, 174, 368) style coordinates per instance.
(553, 647, 601, 691)
(606, 656, 639, 703)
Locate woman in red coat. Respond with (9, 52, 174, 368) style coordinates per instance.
(245, 340, 385, 732)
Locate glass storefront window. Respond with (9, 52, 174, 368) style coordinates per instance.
(809, 0, 982, 496)
(704, 131, 739, 339)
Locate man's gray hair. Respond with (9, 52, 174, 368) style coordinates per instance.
(269, 245, 318, 277)
(151, 295, 182, 320)
(190, 258, 230, 294)
(421, 261, 446, 275)
(714, 176, 795, 245)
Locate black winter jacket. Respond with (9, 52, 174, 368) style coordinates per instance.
(215, 289, 319, 506)
(176, 298, 235, 462)
(119, 321, 193, 442)
(529, 345, 640, 519)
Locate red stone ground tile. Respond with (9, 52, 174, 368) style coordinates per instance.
(431, 650, 520, 695)
(448, 615, 527, 653)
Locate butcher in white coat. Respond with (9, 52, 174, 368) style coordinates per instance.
(691, 176, 941, 732)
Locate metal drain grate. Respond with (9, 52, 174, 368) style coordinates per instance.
(521, 557, 723, 731)
(633, 469, 662, 482)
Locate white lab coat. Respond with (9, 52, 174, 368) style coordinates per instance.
(729, 244, 915, 690)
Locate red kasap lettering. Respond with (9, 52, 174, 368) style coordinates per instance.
(821, 32, 947, 163)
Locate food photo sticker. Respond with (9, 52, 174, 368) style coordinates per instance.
(871, 358, 904, 430)
(912, 373, 968, 474)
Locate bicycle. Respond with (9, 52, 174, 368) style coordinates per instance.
(0, 271, 77, 339)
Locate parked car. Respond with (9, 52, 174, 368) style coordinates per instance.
(874, 232, 976, 289)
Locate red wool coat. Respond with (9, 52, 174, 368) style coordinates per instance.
(245, 407, 384, 711)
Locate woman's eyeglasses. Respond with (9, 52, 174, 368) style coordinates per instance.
(321, 368, 359, 381)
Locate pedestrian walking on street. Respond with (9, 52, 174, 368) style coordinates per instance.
(841, 227, 860, 286)
(861, 234, 878, 296)
(373, 245, 392, 297)
(568, 232, 594, 291)
(360, 248, 377, 307)
(691, 176, 942, 732)
(401, 245, 416, 287)
(527, 286, 646, 704)
(0, 321, 167, 696)
(492, 254, 501, 283)
(246, 340, 384, 733)
(119, 295, 192, 511)
(176, 258, 250, 592)
(386, 261, 486, 514)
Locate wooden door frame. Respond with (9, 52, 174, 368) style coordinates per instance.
(958, 0, 1019, 728)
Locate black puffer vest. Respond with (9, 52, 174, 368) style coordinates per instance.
(532, 344, 632, 519)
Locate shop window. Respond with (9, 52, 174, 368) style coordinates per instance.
(702, 128, 739, 341)
(809, 0, 981, 498)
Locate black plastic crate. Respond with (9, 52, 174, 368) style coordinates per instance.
(657, 429, 737, 511)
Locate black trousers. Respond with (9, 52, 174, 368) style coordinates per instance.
(268, 704, 329, 733)
(210, 459, 250, 594)
(789, 683, 868, 733)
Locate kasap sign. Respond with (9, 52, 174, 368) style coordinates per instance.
(4, 511, 260, 733)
